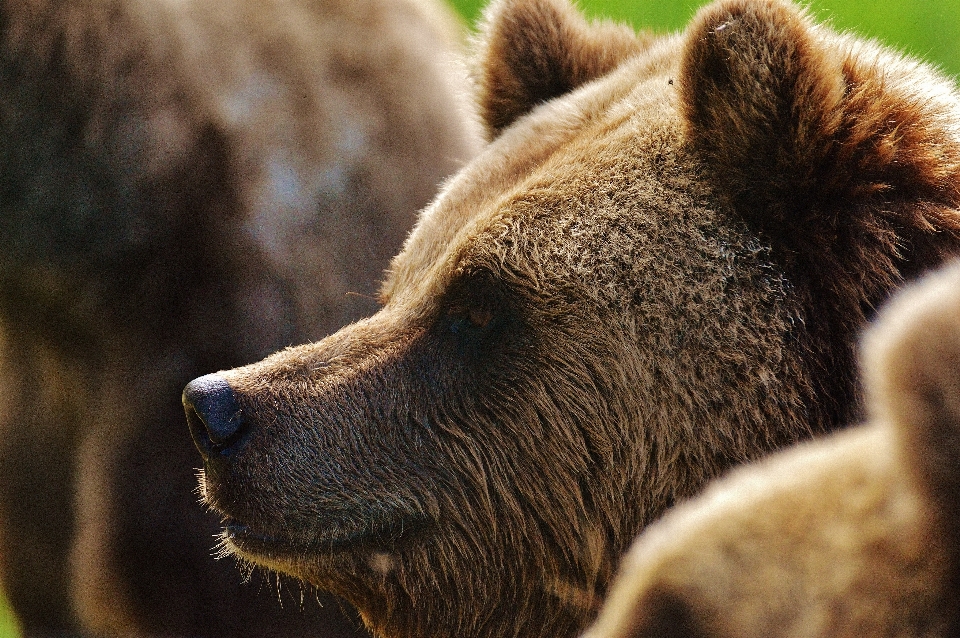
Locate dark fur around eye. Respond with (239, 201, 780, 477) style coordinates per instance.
(449, 302, 496, 332)
(441, 272, 522, 352)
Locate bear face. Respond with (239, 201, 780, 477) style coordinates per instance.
(584, 261, 960, 638)
(0, 0, 478, 635)
(185, 0, 960, 636)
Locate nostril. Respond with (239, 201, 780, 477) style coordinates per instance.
(182, 374, 250, 458)
(184, 403, 213, 457)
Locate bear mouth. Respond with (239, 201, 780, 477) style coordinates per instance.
(223, 519, 291, 555)
(222, 515, 424, 559)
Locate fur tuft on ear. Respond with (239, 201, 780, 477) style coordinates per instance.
(473, 0, 645, 139)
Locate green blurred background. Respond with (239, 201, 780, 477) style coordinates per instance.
(0, 1, 957, 636)
(448, 0, 960, 78)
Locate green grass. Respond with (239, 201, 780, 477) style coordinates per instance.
(447, 0, 960, 79)
(0, 592, 18, 638)
(0, 1, 956, 636)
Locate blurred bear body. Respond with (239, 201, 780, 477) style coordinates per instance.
(0, 0, 480, 634)
(187, 1, 960, 637)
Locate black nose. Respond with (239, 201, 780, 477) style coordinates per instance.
(183, 374, 250, 460)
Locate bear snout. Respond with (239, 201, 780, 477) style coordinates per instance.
(183, 373, 251, 460)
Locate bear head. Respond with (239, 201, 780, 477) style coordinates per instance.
(184, 0, 960, 636)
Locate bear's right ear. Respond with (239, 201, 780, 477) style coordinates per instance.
(474, 0, 645, 139)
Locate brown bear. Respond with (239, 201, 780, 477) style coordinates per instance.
(584, 260, 960, 638)
(183, 0, 960, 637)
(0, 0, 479, 635)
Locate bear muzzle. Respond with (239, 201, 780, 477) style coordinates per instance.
(183, 373, 252, 460)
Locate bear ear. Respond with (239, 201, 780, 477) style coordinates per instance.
(474, 0, 645, 139)
(680, 0, 960, 302)
(864, 262, 960, 554)
(679, 0, 847, 233)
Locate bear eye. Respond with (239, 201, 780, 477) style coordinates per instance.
(442, 269, 518, 343)
(448, 302, 496, 334)
(467, 306, 494, 329)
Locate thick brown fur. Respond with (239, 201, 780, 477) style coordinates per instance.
(584, 260, 960, 638)
(187, 1, 960, 637)
(0, 0, 480, 635)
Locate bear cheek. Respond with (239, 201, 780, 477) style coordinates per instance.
(201, 284, 622, 601)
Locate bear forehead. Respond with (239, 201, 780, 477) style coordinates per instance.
(380, 34, 683, 306)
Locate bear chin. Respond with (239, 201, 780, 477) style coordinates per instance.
(206, 475, 432, 574)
